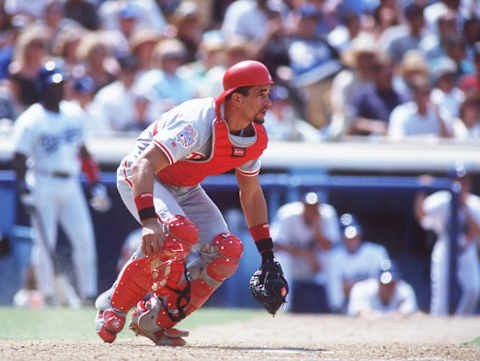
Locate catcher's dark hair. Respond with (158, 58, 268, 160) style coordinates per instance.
(225, 85, 252, 100)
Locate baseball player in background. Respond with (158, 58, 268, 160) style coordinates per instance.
(95, 60, 288, 346)
(329, 213, 390, 313)
(414, 168, 480, 315)
(272, 191, 340, 312)
(12, 61, 110, 306)
(347, 260, 418, 318)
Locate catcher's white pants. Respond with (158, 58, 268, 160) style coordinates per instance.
(30, 174, 97, 299)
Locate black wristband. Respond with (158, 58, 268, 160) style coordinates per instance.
(255, 238, 274, 263)
(138, 207, 156, 221)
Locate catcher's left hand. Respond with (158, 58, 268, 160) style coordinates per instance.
(249, 259, 288, 315)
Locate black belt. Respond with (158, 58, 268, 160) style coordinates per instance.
(51, 171, 72, 178)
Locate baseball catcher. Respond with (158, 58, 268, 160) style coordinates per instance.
(94, 60, 288, 346)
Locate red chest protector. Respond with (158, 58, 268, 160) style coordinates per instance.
(156, 99, 268, 187)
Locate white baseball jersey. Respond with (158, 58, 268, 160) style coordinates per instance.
(132, 97, 260, 175)
(13, 101, 85, 176)
(329, 242, 390, 311)
(420, 190, 480, 315)
(12, 100, 97, 301)
(347, 278, 418, 316)
(272, 201, 340, 281)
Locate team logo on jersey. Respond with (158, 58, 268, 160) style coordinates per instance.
(231, 146, 246, 157)
(186, 152, 206, 160)
(175, 125, 197, 148)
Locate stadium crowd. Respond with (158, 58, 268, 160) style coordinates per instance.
(0, 0, 478, 141)
(1, 0, 480, 315)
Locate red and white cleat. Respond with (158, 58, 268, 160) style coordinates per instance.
(129, 300, 188, 346)
(95, 309, 126, 343)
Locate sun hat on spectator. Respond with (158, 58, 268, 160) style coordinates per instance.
(129, 28, 161, 53)
(153, 38, 187, 62)
(341, 32, 377, 68)
(399, 50, 429, 77)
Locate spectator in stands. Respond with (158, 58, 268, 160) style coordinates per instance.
(38, 0, 75, 54)
(256, 5, 290, 81)
(430, 57, 464, 120)
(7, 24, 49, 112)
(172, 1, 203, 64)
(99, 0, 167, 36)
(388, 74, 453, 139)
(264, 85, 321, 142)
(423, 10, 458, 65)
(328, 32, 377, 138)
(75, 31, 117, 93)
(221, 0, 283, 44)
(129, 28, 161, 78)
(272, 192, 340, 313)
(380, 3, 426, 65)
(136, 38, 194, 116)
(462, 17, 480, 63)
(3, 0, 49, 21)
(69, 74, 111, 138)
(392, 49, 430, 101)
(197, 35, 250, 98)
(452, 95, 480, 139)
(327, 11, 361, 54)
(369, 0, 400, 39)
(90, 54, 147, 132)
(51, 25, 86, 75)
(63, 0, 99, 30)
(347, 259, 418, 318)
(423, 0, 463, 35)
(347, 55, 404, 136)
(459, 46, 480, 95)
(286, 2, 342, 129)
(329, 213, 390, 313)
(179, 31, 225, 95)
(414, 167, 480, 315)
(441, 33, 474, 78)
(117, 2, 139, 42)
(0, 13, 25, 80)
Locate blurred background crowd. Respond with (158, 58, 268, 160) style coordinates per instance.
(0, 0, 478, 142)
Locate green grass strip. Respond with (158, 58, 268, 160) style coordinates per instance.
(463, 336, 480, 346)
(0, 307, 263, 341)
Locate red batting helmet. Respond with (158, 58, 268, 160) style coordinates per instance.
(218, 60, 273, 101)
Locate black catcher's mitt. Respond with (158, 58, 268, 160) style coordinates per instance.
(249, 259, 289, 315)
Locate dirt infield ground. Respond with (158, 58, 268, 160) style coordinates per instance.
(1, 313, 479, 361)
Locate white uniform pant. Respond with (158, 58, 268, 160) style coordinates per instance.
(430, 239, 480, 315)
(117, 158, 230, 276)
(30, 174, 97, 299)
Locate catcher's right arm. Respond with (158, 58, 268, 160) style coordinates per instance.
(249, 259, 289, 315)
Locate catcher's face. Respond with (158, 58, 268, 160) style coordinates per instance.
(239, 85, 272, 124)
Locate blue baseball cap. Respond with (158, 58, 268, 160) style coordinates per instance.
(378, 259, 402, 284)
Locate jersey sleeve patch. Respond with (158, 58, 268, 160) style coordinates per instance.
(175, 124, 198, 149)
